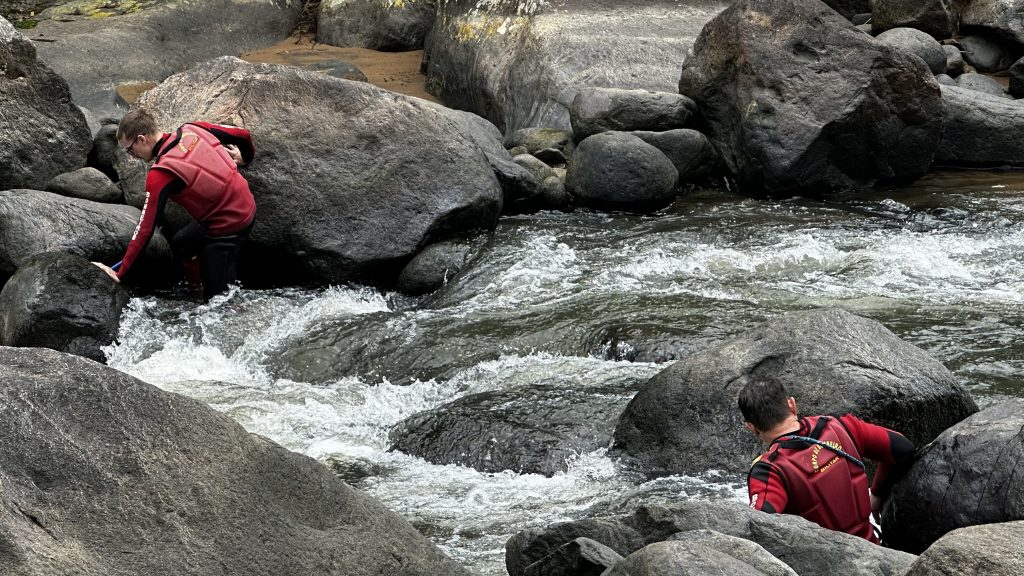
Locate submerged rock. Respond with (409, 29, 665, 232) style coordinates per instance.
(389, 384, 628, 476)
(397, 237, 480, 295)
(679, 0, 942, 198)
(0, 252, 129, 362)
(0, 346, 472, 575)
(138, 56, 502, 288)
(881, 399, 1024, 554)
(613, 308, 977, 478)
(0, 16, 91, 190)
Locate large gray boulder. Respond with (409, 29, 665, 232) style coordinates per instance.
(566, 132, 678, 213)
(0, 16, 91, 190)
(935, 85, 1024, 168)
(26, 0, 303, 117)
(396, 237, 480, 295)
(507, 501, 917, 576)
(389, 384, 628, 476)
(521, 537, 624, 576)
(0, 346, 473, 576)
(137, 56, 502, 287)
(318, 0, 436, 51)
(871, 0, 955, 39)
(489, 153, 549, 215)
(631, 129, 720, 183)
(902, 521, 1024, 576)
(0, 189, 173, 283)
(955, 71, 1008, 96)
(881, 399, 1024, 554)
(613, 308, 977, 478)
(507, 518, 647, 576)
(957, 0, 1024, 46)
(667, 531, 797, 576)
(604, 540, 770, 576)
(678, 0, 942, 198)
(569, 88, 696, 140)
(873, 27, 947, 75)
(424, 0, 728, 132)
(0, 252, 129, 362)
(45, 167, 123, 203)
(943, 44, 966, 76)
(958, 34, 1016, 72)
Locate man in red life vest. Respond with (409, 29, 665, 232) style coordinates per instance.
(738, 376, 915, 544)
(93, 108, 256, 301)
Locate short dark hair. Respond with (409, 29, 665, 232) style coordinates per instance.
(738, 376, 792, 431)
(117, 107, 159, 142)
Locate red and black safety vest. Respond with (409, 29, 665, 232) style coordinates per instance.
(153, 123, 255, 234)
(759, 416, 876, 542)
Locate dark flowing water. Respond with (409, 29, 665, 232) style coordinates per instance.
(105, 170, 1024, 574)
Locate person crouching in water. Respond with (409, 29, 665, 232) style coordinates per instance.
(738, 375, 915, 544)
(93, 107, 256, 302)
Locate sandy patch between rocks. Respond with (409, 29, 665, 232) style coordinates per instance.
(116, 34, 441, 106)
(240, 34, 440, 104)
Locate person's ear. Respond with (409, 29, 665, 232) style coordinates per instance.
(787, 396, 798, 416)
(744, 422, 758, 435)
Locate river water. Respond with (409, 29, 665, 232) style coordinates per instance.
(104, 170, 1024, 575)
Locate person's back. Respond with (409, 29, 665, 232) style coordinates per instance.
(738, 376, 915, 544)
(749, 413, 876, 541)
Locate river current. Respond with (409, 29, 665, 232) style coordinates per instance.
(104, 171, 1024, 575)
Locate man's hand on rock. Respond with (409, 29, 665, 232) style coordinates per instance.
(92, 262, 120, 283)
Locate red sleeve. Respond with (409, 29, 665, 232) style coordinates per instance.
(837, 414, 916, 498)
(748, 458, 788, 514)
(116, 169, 178, 280)
(190, 121, 255, 164)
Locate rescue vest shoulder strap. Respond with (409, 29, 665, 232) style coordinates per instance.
(778, 434, 866, 470)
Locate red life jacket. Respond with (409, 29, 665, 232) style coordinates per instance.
(765, 416, 876, 542)
(154, 123, 255, 235)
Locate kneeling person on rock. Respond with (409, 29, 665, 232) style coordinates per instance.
(93, 108, 256, 301)
(738, 376, 915, 544)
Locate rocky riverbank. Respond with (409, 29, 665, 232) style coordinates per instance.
(4, 0, 1024, 574)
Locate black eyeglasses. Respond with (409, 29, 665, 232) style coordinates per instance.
(122, 135, 140, 158)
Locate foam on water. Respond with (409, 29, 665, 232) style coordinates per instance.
(102, 186, 1024, 575)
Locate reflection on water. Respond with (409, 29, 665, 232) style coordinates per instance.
(106, 170, 1024, 574)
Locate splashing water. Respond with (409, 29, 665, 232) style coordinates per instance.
(105, 173, 1024, 574)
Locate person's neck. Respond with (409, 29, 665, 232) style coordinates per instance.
(759, 416, 801, 445)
